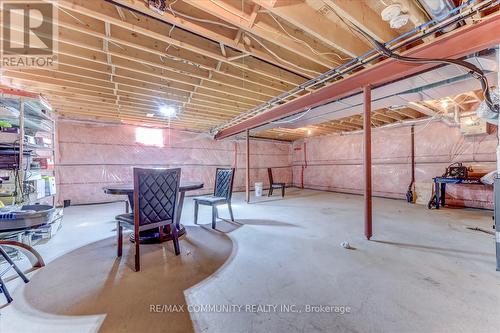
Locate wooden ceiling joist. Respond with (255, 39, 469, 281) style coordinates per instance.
(4, 74, 251, 119)
(183, 0, 338, 72)
(320, 0, 398, 43)
(54, 0, 309, 84)
(252, 0, 368, 58)
(3, 0, 487, 135)
(109, 0, 314, 78)
(47, 19, 293, 95)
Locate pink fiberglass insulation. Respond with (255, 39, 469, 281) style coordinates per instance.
(56, 120, 292, 205)
(56, 118, 496, 209)
(292, 120, 496, 209)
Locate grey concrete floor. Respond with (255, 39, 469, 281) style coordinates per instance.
(1, 188, 499, 333)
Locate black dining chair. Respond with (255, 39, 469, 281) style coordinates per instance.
(115, 167, 181, 272)
(193, 168, 235, 229)
(267, 168, 286, 197)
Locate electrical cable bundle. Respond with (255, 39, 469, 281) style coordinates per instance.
(347, 12, 499, 114)
(372, 39, 498, 113)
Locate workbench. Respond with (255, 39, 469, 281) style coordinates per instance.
(428, 177, 483, 209)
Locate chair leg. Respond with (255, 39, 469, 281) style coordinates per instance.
(158, 226, 163, 242)
(228, 203, 234, 221)
(194, 201, 199, 225)
(134, 233, 140, 272)
(117, 222, 123, 257)
(281, 186, 285, 198)
(268, 187, 272, 197)
(211, 206, 217, 229)
(171, 224, 180, 255)
(0, 276, 13, 303)
(0, 246, 29, 283)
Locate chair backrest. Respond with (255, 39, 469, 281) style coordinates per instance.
(213, 168, 235, 200)
(267, 168, 274, 184)
(133, 168, 181, 227)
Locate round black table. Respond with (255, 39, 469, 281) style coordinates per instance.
(103, 181, 204, 243)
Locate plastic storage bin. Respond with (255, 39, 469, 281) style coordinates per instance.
(255, 182, 263, 197)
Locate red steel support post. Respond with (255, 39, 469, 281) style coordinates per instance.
(364, 85, 373, 240)
(246, 129, 250, 203)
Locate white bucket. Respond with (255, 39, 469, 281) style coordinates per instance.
(254, 182, 263, 197)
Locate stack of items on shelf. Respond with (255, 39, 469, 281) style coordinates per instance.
(0, 86, 62, 245)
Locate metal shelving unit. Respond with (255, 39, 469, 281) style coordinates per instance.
(0, 86, 61, 244)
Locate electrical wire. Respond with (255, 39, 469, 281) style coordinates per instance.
(166, 0, 345, 71)
(326, 5, 377, 46)
(209, 0, 247, 21)
(166, 0, 239, 30)
(346, 17, 499, 113)
(244, 33, 322, 75)
(263, 11, 350, 64)
(51, 2, 87, 26)
(412, 0, 432, 21)
(128, 9, 138, 19)
(270, 108, 312, 124)
(212, 0, 495, 133)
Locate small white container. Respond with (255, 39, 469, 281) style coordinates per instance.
(254, 182, 263, 197)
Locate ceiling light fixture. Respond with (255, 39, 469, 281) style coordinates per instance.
(159, 105, 177, 117)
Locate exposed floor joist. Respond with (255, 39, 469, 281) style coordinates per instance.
(3, 0, 485, 132)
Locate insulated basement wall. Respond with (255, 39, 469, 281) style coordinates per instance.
(292, 121, 497, 209)
(55, 120, 292, 205)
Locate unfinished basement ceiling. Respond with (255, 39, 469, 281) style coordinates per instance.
(0, 0, 498, 137)
(251, 48, 499, 140)
(253, 89, 486, 141)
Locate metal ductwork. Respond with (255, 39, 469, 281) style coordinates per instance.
(418, 0, 459, 32)
(476, 88, 499, 124)
(252, 48, 498, 133)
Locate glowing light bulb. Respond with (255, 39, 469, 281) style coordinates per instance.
(159, 106, 176, 117)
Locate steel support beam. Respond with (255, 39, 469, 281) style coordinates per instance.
(215, 14, 500, 140)
(246, 129, 250, 203)
(364, 86, 372, 240)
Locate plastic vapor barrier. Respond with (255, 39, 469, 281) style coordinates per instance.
(56, 119, 292, 205)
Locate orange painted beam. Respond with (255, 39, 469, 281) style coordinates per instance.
(215, 14, 500, 140)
